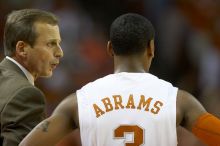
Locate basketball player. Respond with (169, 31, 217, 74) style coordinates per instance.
(19, 13, 220, 146)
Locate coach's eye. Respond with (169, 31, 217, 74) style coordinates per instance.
(47, 42, 57, 48)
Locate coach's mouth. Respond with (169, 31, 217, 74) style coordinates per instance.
(51, 63, 59, 70)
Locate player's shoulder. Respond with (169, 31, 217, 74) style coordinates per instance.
(147, 73, 175, 87)
(80, 72, 175, 90)
(177, 89, 194, 103)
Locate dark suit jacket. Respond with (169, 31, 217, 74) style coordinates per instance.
(0, 58, 46, 146)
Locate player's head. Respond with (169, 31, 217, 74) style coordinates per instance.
(3, 8, 58, 56)
(109, 13, 155, 56)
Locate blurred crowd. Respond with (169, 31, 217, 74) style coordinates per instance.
(0, 0, 219, 146)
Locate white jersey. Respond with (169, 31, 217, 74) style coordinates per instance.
(77, 72, 178, 146)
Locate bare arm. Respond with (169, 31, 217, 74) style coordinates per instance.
(19, 93, 79, 146)
(176, 89, 207, 130)
(177, 89, 220, 145)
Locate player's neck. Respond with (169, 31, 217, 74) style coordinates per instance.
(114, 55, 150, 73)
(114, 67, 147, 73)
(114, 57, 149, 73)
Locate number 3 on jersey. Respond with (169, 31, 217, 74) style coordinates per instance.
(114, 125, 144, 146)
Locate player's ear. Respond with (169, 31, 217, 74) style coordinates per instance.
(15, 41, 28, 58)
(107, 41, 114, 57)
(148, 39, 154, 58)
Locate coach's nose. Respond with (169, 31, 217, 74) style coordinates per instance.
(55, 45, 64, 58)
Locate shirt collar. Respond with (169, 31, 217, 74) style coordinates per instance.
(6, 56, 35, 86)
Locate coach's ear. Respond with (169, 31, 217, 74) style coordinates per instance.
(107, 41, 114, 57)
(15, 41, 28, 58)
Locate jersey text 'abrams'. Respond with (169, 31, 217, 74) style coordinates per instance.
(93, 94, 164, 118)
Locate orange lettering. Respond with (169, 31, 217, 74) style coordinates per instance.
(102, 97, 113, 112)
(113, 95, 124, 110)
(151, 101, 163, 114)
(93, 104, 105, 118)
(126, 94, 135, 109)
(137, 95, 153, 111)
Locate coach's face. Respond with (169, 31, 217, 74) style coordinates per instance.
(24, 22, 63, 79)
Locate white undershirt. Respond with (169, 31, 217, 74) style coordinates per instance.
(6, 56, 34, 86)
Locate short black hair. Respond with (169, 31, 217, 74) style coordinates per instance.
(3, 9, 58, 56)
(110, 13, 155, 55)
